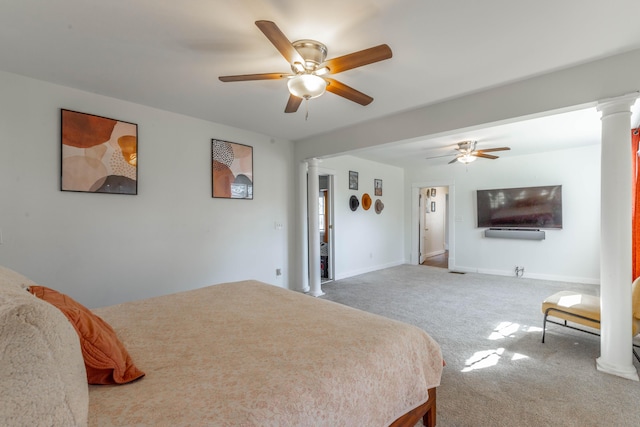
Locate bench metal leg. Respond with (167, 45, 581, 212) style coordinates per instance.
(543, 307, 640, 363)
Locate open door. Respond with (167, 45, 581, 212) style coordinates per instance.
(420, 186, 449, 267)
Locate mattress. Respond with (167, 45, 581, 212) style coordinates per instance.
(88, 280, 442, 426)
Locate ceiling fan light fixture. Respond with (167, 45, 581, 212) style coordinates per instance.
(287, 74, 327, 99)
(457, 154, 477, 164)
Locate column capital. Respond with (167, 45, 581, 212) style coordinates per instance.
(306, 157, 320, 167)
(597, 92, 639, 115)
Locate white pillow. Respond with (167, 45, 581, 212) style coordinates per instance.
(0, 268, 88, 427)
(0, 265, 39, 291)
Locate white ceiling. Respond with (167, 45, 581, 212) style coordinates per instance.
(1, 0, 639, 166)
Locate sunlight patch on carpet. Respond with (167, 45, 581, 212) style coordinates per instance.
(488, 321, 520, 340)
(461, 348, 504, 372)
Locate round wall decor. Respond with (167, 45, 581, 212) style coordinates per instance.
(349, 195, 360, 211)
(375, 199, 384, 214)
(362, 193, 372, 210)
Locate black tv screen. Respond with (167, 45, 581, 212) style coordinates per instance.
(476, 185, 562, 229)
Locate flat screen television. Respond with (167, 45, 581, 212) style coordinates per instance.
(476, 185, 562, 229)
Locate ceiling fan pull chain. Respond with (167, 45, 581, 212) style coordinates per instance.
(305, 98, 309, 121)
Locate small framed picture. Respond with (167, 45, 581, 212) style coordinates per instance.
(431, 201, 436, 212)
(349, 171, 358, 190)
(431, 188, 436, 197)
(374, 179, 382, 196)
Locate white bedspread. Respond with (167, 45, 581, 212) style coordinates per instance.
(89, 280, 442, 426)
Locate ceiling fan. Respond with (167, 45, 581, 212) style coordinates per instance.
(218, 20, 392, 115)
(427, 141, 511, 164)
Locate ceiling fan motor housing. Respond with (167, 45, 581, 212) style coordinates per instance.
(292, 40, 327, 72)
(457, 140, 477, 153)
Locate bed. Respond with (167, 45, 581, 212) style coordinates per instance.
(1, 266, 443, 427)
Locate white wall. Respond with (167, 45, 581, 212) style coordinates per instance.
(0, 71, 296, 308)
(317, 155, 405, 280)
(405, 144, 601, 284)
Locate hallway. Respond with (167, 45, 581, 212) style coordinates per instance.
(421, 251, 448, 269)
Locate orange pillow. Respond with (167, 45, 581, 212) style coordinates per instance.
(28, 286, 144, 385)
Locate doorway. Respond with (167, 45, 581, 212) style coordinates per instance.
(418, 185, 450, 269)
(319, 174, 334, 283)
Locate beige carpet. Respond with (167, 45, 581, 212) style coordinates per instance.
(320, 264, 640, 427)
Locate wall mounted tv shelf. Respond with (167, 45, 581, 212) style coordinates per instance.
(484, 228, 546, 241)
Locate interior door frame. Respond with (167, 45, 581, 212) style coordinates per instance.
(411, 182, 455, 269)
(419, 190, 427, 264)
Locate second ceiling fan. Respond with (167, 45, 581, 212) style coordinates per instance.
(426, 141, 511, 164)
(218, 20, 392, 114)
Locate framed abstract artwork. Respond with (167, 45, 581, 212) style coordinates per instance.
(61, 109, 138, 195)
(212, 139, 253, 199)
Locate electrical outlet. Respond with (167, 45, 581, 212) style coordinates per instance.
(276, 268, 282, 276)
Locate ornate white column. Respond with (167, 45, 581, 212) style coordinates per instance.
(307, 158, 324, 296)
(596, 92, 639, 380)
(297, 161, 310, 293)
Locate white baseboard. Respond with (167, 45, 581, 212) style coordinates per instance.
(334, 260, 405, 281)
(335, 261, 599, 286)
(460, 266, 600, 285)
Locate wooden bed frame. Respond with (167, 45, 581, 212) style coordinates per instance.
(389, 387, 437, 427)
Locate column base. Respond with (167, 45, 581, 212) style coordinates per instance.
(308, 289, 325, 297)
(596, 357, 639, 381)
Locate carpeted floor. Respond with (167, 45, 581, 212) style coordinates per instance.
(320, 264, 640, 427)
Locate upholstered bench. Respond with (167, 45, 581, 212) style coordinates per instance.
(541, 279, 640, 362)
(541, 291, 601, 343)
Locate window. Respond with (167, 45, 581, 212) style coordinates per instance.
(319, 192, 325, 231)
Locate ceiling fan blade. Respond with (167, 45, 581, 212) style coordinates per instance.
(323, 44, 392, 74)
(219, 73, 290, 82)
(474, 153, 499, 160)
(285, 95, 303, 113)
(476, 147, 510, 153)
(425, 153, 457, 160)
(255, 20, 304, 65)
(448, 157, 460, 164)
(324, 78, 373, 106)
